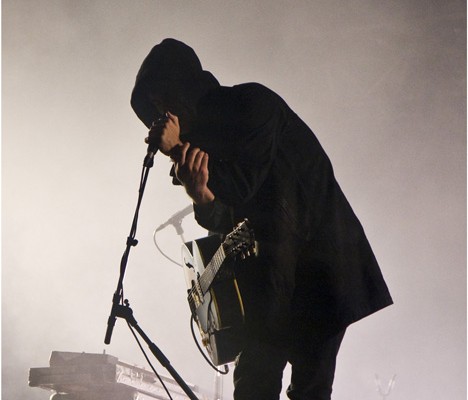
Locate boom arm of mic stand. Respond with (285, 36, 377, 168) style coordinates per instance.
(115, 301, 200, 400)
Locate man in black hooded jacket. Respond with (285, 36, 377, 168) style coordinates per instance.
(131, 38, 393, 400)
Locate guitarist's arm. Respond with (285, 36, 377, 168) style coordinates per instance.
(174, 144, 234, 233)
(171, 141, 215, 205)
(172, 141, 234, 233)
(147, 113, 214, 205)
(147, 112, 234, 234)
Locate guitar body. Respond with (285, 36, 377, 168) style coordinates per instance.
(182, 235, 246, 366)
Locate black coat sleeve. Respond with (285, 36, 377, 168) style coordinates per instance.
(193, 199, 234, 234)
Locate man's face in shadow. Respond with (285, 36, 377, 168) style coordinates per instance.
(148, 80, 198, 136)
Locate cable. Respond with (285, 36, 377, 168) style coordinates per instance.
(152, 229, 183, 267)
(190, 315, 229, 375)
(126, 321, 174, 400)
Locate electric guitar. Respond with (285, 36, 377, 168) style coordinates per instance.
(181, 220, 256, 366)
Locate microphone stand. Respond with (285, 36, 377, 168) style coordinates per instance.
(171, 218, 186, 243)
(114, 300, 200, 400)
(104, 152, 200, 400)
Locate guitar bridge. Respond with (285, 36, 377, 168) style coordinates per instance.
(189, 279, 204, 308)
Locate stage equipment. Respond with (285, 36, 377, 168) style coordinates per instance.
(29, 351, 205, 400)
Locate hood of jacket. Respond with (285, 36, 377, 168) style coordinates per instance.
(131, 38, 219, 128)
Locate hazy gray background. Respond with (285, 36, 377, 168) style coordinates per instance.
(3, 1, 466, 399)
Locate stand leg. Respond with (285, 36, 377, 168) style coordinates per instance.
(115, 304, 200, 400)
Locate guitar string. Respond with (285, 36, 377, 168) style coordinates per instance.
(200, 247, 225, 293)
(187, 245, 224, 303)
(187, 241, 242, 304)
(186, 241, 245, 308)
(187, 246, 225, 308)
(185, 227, 252, 309)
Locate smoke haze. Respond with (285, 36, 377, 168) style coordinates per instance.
(2, 1, 465, 399)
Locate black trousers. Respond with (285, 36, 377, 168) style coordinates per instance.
(233, 328, 346, 400)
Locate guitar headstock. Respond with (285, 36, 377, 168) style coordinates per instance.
(223, 219, 256, 260)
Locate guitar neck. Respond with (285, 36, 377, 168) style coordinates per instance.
(199, 245, 226, 295)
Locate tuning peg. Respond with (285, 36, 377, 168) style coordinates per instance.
(251, 243, 258, 255)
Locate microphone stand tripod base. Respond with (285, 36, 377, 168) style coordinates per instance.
(114, 301, 200, 400)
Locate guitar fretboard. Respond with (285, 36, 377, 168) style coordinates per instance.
(199, 245, 226, 295)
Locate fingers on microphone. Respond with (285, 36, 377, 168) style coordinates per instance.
(196, 151, 207, 171)
(179, 142, 190, 164)
(201, 152, 209, 171)
(167, 111, 178, 124)
(186, 147, 200, 168)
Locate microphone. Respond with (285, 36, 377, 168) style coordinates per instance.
(144, 143, 158, 167)
(156, 204, 193, 232)
(146, 142, 158, 160)
(144, 114, 169, 166)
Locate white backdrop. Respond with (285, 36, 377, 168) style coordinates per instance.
(3, 1, 466, 399)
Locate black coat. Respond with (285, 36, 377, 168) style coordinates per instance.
(130, 39, 392, 345)
(183, 83, 393, 343)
